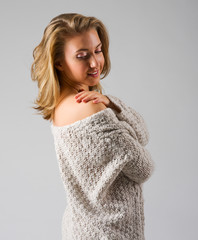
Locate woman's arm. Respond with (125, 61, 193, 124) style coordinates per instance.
(105, 94, 150, 147)
(55, 106, 155, 204)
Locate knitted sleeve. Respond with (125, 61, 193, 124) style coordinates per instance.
(104, 94, 150, 147)
(53, 109, 154, 205)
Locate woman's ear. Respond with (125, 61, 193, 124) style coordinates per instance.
(55, 61, 64, 71)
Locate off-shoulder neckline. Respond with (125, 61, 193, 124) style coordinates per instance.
(51, 107, 114, 131)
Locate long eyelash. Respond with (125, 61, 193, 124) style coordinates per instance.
(77, 55, 89, 60)
(77, 50, 102, 60)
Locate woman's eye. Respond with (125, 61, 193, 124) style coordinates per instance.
(76, 54, 88, 59)
(76, 50, 102, 60)
(95, 50, 102, 54)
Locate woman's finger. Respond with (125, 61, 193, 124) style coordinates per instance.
(82, 95, 98, 102)
(77, 92, 99, 103)
(74, 91, 86, 98)
(75, 92, 89, 101)
(80, 92, 98, 102)
(92, 98, 99, 103)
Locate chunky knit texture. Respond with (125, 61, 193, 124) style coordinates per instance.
(51, 94, 155, 240)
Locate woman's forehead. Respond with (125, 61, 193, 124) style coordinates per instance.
(64, 29, 101, 52)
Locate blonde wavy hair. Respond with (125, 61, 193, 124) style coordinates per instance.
(31, 13, 111, 121)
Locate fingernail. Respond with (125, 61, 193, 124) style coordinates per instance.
(78, 89, 85, 92)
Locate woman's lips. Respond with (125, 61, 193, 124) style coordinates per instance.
(87, 70, 99, 77)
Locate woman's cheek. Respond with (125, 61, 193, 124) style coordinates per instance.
(100, 55, 105, 70)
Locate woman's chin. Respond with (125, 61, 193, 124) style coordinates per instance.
(87, 77, 100, 86)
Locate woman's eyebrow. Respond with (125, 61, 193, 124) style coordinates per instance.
(75, 42, 102, 53)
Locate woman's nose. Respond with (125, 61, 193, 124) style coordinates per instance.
(89, 54, 99, 68)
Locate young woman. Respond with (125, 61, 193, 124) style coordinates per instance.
(31, 13, 155, 240)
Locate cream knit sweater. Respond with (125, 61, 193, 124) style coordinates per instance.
(51, 94, 155, 240)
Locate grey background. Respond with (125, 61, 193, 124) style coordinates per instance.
(1, 0, 197, 239)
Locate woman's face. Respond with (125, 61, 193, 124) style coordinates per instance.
(57, 28, 105, 90)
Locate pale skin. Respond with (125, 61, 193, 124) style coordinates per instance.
(53, 28, 120, 126)
(74, 89, 120, 112)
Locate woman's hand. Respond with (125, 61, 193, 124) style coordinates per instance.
(74, 89, 111, 107)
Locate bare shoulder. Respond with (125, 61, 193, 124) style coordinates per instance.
(53, 96, 107, 127)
